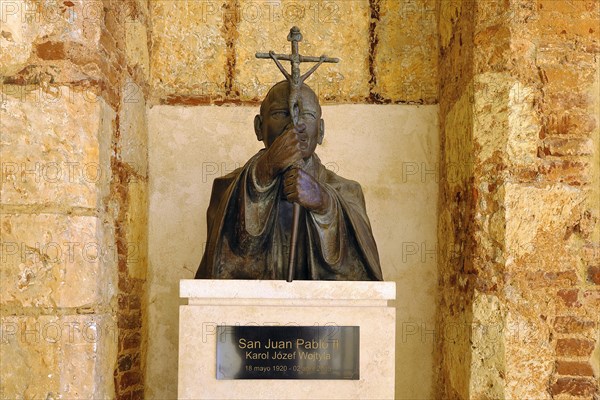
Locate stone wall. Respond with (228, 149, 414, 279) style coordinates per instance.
(436, 0, 600, 398)
(148, 0, 438, 105)
(1, 0, 150, 398)
(4, 0, 597, 398)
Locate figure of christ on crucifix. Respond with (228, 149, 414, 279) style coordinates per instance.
(195, 27, 383, 281)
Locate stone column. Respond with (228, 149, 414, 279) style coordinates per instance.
(436, 0, 599, 398)
(0, 0, 149, 398)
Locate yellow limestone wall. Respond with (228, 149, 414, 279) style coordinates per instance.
(3, 0, 597, 398)
(1, 0, 150, 398)
(435, 0, 600, 398)
(148, 0, 438, 105)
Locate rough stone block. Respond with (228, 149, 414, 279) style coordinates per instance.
(0, 213, 116, 308)
(0, 86, 115, 209)
(555, 360, 595, 377)
(0, 316, 59, 398)
(543, 138, 594, 157)
(0, 314, 117, 399)
(582, 290, 600, 308)
(542, 65, 587, 91)
(149, 0, 228, 100)
(472, 73, 511, 163)
(505, 183, 583, 263)
(557, 289, 580, 307)
(99, 31, 122, 66)
(120, 78, 148, 178)
(537, 14, 600, 42)
(503, 308, 554, 399)
(587, 266, 600, 285)
(537, 0, 598, 14)
(442, 87, 474, 187)
(507, 81, 542, 169)
(555, 338, 596, 357)
(125, 20, 150, 81)
(583, 244, 600, 266)
(540, 108, 597, 138)
(373, 0, 438, 103)
(437, 0, 466, 50)
(124, 179, 148, 279)
(551, 377, 598, 397)
(474, 24, 511, 73)
(36, 40, 65, 59)
(0, 0, 104, 76)
(553, 316, 595, 334)
(544, 90, 590, 112)
(236, 0, 371, 102)
(469, 293, 505, 399)
(538, 160, 590, 186)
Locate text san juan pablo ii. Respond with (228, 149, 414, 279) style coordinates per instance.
(238, 338, 339, 360)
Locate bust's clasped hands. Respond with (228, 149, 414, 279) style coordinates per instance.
(283, 166, 330, 214)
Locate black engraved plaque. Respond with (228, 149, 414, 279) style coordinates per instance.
(216, 325, 359, 380)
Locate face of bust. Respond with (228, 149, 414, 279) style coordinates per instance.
(260, 83, 323, 160)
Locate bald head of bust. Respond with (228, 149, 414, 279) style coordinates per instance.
(254, 81, 324, 160)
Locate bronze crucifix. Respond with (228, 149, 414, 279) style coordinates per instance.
(256, 26, 339, 282)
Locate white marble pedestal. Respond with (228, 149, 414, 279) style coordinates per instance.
(178, 279, 396, 400)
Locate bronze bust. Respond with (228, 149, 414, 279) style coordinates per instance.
(195, 28, 382, 281)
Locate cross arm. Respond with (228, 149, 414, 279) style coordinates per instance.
(256, 52, 339, 64)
